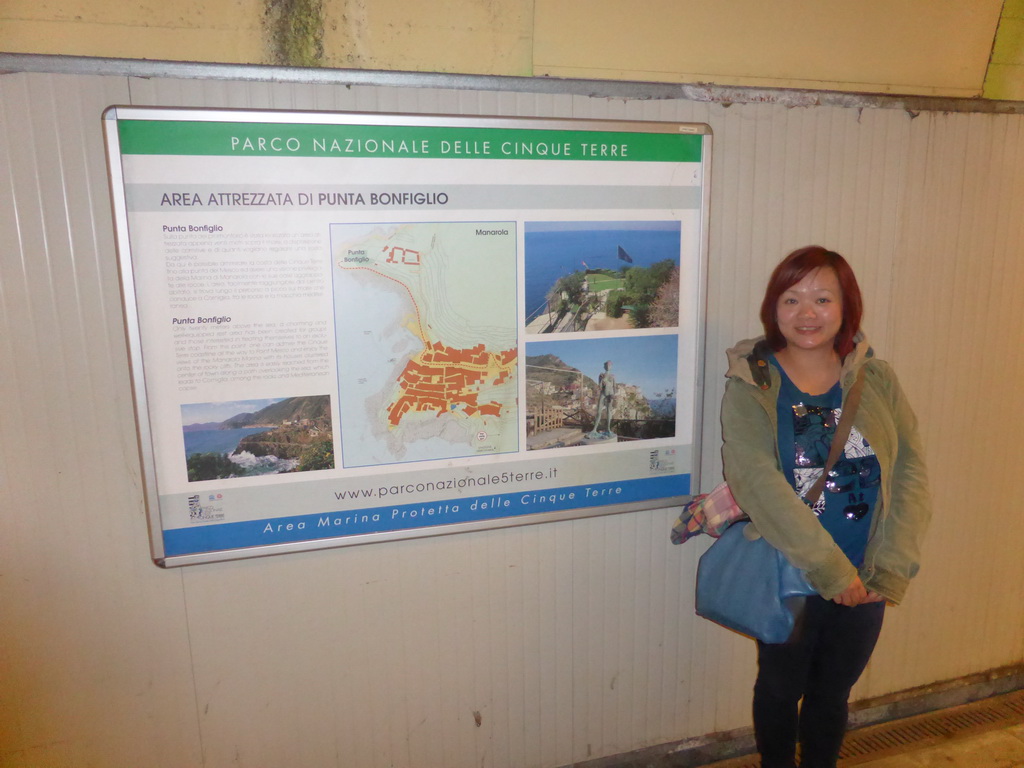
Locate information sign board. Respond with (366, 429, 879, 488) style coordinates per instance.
(103, 107, 710, 566)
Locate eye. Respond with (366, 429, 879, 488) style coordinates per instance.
(816, 297, 831, 304)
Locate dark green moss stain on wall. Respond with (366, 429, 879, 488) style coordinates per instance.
(265, 0, 325, 67)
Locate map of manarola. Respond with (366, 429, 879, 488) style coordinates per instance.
(332, 222, 518, 467)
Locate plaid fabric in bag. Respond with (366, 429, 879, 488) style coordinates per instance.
(670, 482, 747, 544)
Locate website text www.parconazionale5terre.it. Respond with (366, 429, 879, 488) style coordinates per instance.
(333, 467, 559, 501)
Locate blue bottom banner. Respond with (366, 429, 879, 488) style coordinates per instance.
(163, 475, 689, 557)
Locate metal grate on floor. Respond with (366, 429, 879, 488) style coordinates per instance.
(699, 688, 1024, 768)
(838, 687, 1024, 764)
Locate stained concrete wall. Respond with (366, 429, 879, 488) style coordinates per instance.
(1, 0, 1019, 99)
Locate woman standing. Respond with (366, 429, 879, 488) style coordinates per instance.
(721, 246, 931, 768)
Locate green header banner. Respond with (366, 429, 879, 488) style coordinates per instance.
(117, 120, 703, 162)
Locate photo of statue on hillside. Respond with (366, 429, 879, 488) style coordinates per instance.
(181, 395, 334, 482)
(525, 335, 678, 450)
(524, 221, 681, 334)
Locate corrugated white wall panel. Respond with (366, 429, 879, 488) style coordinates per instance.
(2, 69, 1023, 768)
(0, 73, 202, 767)
(870, 109, 1024, 692)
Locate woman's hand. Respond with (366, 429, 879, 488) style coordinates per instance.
(833, 577, 888, 606)
(832, 576, 868, 606)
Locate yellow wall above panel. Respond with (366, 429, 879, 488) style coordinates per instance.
(0, 0, 261, 29)
(321, 0, 534, 75)
(1, 0, 1022, 100)
(535, 0, 1004, 97)
(0, 0, 267, 64)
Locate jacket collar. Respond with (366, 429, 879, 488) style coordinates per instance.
(726, 333, 872, 390)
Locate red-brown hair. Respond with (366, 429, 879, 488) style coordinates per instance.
(759, 246, 863, 358)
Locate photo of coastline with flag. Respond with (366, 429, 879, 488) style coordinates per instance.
(524, 221, 680, 334)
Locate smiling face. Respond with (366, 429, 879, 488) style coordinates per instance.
(775, 267, 843, 353)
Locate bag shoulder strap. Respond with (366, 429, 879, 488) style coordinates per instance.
(804, 366, 866, 506)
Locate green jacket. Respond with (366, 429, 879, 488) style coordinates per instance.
(721, 336, 931, 603)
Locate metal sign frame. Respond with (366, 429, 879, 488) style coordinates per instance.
(103, 106, 711, 566)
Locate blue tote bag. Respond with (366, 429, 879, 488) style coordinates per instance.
(695, 520, 816, 644)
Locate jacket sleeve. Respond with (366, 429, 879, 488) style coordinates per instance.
(721, 378, 859, 599)
(860, 362, 932, 603)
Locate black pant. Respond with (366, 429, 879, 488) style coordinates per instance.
(753, 596, 885, 768)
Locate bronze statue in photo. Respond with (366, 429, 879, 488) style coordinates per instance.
(590, 360, 616, 436)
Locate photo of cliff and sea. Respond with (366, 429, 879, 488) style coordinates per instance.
(181, 395, 334, 482)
